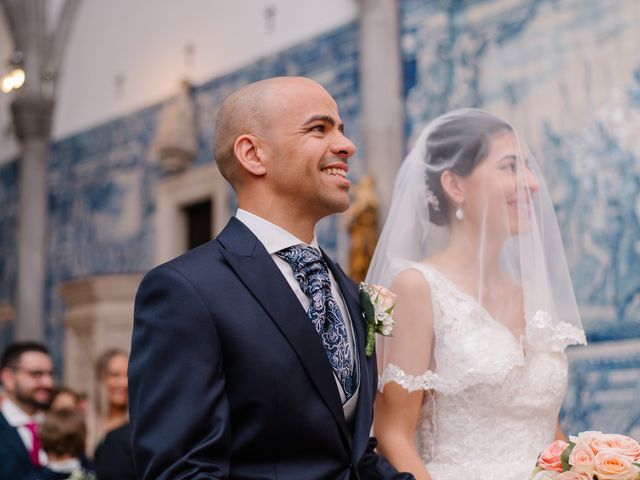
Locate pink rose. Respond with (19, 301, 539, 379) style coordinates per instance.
(570, 431, 604, 444)
(569, 442, 595, 477)
(570, 431, 604, 454)
(593, 449, 640, 480)
(556, 472, 591, 480)
(538, 440, 569, 472)
(591, 434, 640, 462)
(368, 284, 397, 311)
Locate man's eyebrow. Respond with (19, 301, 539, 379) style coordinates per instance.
(302, 115, 345, 132)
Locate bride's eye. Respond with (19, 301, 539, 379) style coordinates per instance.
(500, 162, 517, 173)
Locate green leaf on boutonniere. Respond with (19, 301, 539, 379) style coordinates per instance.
(359, 286, 376, 357)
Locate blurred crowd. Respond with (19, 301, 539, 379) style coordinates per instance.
(0, 341, 135, 480)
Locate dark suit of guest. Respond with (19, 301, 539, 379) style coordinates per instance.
(94, 422, 136, 480)
(0, 411, 41, 479)
(129, 217, 413, 480)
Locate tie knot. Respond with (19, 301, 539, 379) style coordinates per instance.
(276, 245, 324, 271)
(276, 245, 329, 294)
(25, 422, 37, 433)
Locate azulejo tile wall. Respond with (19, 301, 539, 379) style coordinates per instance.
(399, 0, 640, 434)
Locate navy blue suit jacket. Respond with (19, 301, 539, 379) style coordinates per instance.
(129, 217, 413, 480)
(0, 411, 41, 479)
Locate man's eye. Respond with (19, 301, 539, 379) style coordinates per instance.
(310, 125, 325, 133)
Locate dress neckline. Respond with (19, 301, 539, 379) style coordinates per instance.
(415, 262, 527, 353)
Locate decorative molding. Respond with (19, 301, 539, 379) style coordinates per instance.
(154, 163, 229, 265)
(58, 274, 142, 391)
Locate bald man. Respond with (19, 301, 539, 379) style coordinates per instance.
(128, 77, 413, 480)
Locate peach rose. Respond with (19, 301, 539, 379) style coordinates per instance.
(538, 440, 569, 472)
(593, 449, 640, 480)
(591, 434, 640, 462)
(569, 442, 595, 477)
(556, 472, 591, 480)
(570, 431, 604, 452)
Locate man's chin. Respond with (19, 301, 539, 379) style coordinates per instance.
(310, 195, 351, 220)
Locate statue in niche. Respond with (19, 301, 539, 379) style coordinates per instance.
(341, 175, 380, 283)
(153, 79, 198, 172)
(0, 300, 15, 325)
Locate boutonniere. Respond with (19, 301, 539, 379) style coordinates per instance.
(359, 282, 397, 357)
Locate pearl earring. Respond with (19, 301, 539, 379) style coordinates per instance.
(455, 207, 464, 221)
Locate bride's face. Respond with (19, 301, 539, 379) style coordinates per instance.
(460, 131, 539, 237)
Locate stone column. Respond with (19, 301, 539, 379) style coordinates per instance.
(357, 0, 404, 218)
(13, 97, 53, 340)
(59, 274, 142, 394)
(2, 0, 80, 339)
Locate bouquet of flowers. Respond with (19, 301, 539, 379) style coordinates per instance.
(531, 431, 640, 479)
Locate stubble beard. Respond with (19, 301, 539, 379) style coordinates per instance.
(15, 387, 52, 411)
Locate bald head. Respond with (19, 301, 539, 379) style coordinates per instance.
(213, 77, 329, 188)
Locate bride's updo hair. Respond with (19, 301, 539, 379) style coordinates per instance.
(424, 109, 513, 225)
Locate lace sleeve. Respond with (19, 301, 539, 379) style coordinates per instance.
(527, 310, 587, 351)
(376, 267, 435, 393)
(379, 363, 441, 392)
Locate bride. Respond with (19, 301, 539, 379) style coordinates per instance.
(367, 109, 586, 480)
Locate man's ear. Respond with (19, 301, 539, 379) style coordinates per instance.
(440, 170, 465, 205)
(0, 367, 14, 392)
(234, 134, 267, 177)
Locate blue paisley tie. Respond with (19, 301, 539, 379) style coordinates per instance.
(276, 245, 355, 400)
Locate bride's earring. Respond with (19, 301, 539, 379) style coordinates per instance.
(455, 206, 464, 221)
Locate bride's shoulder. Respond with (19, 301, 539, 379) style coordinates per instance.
(391, 263, 433, 301)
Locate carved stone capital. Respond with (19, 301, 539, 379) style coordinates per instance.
(10, 96, 55, 142)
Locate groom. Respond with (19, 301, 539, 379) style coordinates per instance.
(128, 76, 413, 480)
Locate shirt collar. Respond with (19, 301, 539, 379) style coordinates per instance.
(48, 458, 81, 473)
(1, 397, 44, 427)
(235, 209, 319, 254)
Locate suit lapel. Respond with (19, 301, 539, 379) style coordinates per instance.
(218, 218, 351, 447)
(0, 412, 31, 467)
(323, 255, 374, 458)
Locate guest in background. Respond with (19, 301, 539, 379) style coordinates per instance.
(94, 422, 135, 480)
(28, 409, 96, 480)
(49, 386, 82, 413)
(0, 341, 54, 478)
(90, 348, 128, 451)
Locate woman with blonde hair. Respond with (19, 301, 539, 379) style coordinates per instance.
(90, 349, 128, 452)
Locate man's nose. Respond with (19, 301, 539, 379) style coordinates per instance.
(331, 132, 356, 159)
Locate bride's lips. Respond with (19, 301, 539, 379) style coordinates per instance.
(507, 197, 532, 216)
(321, 162, 350, 188)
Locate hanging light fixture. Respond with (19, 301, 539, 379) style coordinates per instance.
(0, 67, 25, 93)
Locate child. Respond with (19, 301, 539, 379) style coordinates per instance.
(28, 409, 96, 480)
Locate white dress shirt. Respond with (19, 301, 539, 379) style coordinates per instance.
(1, 397, 48, 465)
(235, 210, 360, 419)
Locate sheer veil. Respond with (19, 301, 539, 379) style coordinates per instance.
(366, 109, 586, 385)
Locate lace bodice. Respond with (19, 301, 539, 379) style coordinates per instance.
(378, 264, 586, 480)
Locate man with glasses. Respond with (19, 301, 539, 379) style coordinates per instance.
(0, 341, 54, 478)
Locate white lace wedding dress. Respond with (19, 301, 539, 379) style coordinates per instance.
(379, 264, 586, 480)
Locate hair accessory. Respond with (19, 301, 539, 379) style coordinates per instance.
(425, 173, 440, 212)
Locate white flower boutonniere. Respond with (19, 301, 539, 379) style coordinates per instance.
(359, 282, 396, 357)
